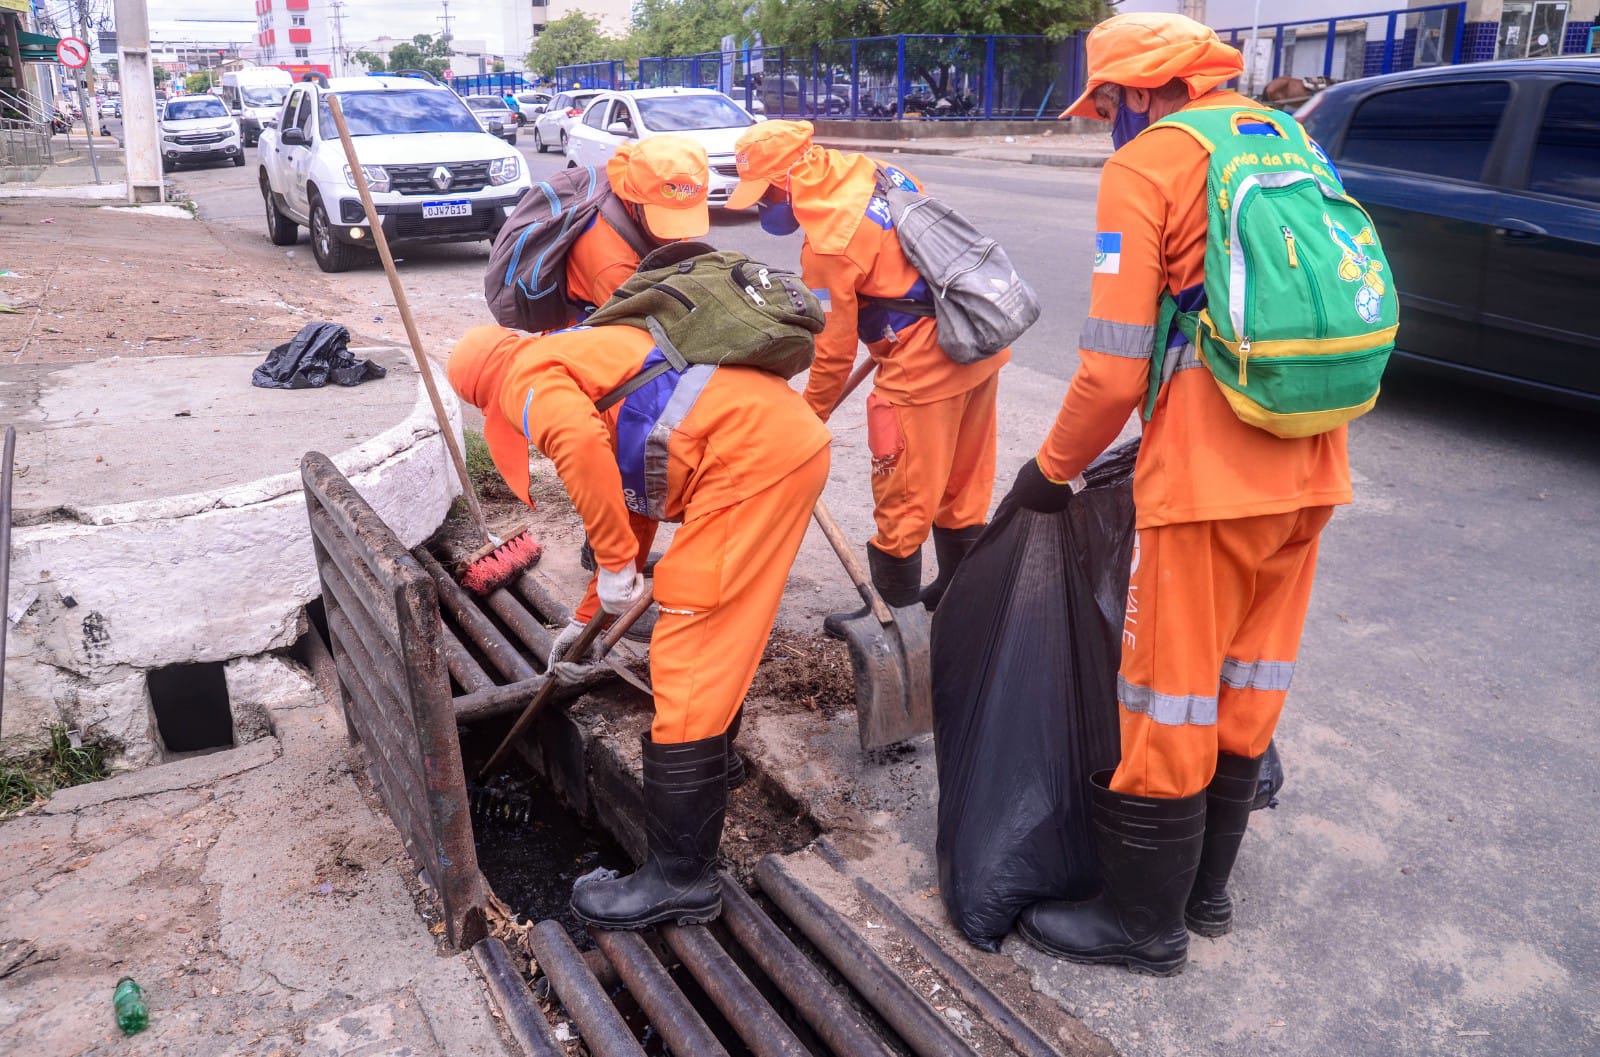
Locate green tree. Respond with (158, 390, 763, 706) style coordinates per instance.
(353, 49, 387, 72)
(629, 0, 749, 58)
(104, 58, 119, 80)
(526, 12, 617, 77)
(493, 58, 506, 72)
(184, 72, 211, 94)
(153, 66, 169, 86)
(388, 33, 453, 77)
(754, 0, 1104, 47)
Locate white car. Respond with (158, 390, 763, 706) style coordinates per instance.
(462, 95, 519, 144)
(513, 90, 552, 125)
(160, 95, 243, 170)
(564, 88, 759, 206)
(528, 88, 604, 155)
(257, 74, 534, 272)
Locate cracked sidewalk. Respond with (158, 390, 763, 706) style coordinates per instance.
(0, 668, 516, 1057)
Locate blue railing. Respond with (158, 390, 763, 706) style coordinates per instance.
(558, 4, 1515, 122)
(446, 72, 544, 96)
(1215, 2, 1467, 88)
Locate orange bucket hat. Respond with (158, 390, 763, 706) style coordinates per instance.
(606, 135, 711, 240)
(1060, 12, 1244, 120)
(448, 324, 534, 503)
(727, 120, 816, 210)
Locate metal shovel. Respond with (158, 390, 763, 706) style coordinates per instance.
(812, 500, 933, 750)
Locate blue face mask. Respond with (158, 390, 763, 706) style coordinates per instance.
(758, 199, 800, 236)
(1111, 104, 1150, 150)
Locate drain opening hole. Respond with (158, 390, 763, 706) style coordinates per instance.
(147, 662, 234, 754)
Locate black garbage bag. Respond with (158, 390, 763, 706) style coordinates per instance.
(1254, 739, 1285, 810)
(930, 439, 1139, 952)
(251, 322, 387, 390)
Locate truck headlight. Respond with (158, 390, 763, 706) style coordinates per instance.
(343, 164, 390, 193)
(488, 156, 520, 186)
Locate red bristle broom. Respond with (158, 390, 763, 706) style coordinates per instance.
(330, 95, 541, 596)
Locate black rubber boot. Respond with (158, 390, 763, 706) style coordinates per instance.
(1185, 752, 1265, 937)
(1018, 771, 1206, 976)
(725, 708, 746, 790)
(920, 524, 984, 611)
(570, 733, 728, 930)
(823, 544, 923, 639)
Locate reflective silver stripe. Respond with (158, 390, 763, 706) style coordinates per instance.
(1081, 317, 1155, 359)
(1119, 674, 1218, 726)
(1159, 339, 1202, 389)
(1220, 657, 1296, 693)
(641, 364, 715, 520)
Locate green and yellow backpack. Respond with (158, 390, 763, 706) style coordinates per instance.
(1144, 106, 1399, 438)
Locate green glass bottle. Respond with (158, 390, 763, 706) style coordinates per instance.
(113, 977, 148, 1035)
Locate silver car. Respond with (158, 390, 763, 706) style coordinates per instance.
(462, 95, 518, 145)
(530, 89, 603, 154)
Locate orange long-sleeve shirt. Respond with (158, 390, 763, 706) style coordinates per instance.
(565, 210, 643, 312)
(484, 325, 831, 573)
(1037, 91, 1351, 528)
(798, 163, 1008, 418)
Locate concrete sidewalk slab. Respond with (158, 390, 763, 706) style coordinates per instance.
(0, 674, 515, 1057)
(816, 131, 1113, 170)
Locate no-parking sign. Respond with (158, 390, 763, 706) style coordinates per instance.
(57, 36, 90, 69)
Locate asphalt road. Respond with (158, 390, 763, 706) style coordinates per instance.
(168, 141, 1600, 1057)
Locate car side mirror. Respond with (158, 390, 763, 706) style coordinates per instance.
(531, 105, 546, 114)
(280, 127, 307, 146)
(606, 120, 635, 137)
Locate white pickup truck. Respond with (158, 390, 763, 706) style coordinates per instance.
(257, 74, 534, 272)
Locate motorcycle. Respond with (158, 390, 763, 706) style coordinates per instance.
(51, 113, 73, 135)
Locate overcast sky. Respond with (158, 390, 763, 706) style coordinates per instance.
(143, 0, 510, 55)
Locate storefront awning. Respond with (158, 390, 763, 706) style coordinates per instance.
(18, 30, 64, 63)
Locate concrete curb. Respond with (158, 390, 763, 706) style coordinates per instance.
(814, 137, 1108, 170)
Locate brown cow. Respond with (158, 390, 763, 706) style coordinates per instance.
(1261, 74, 1334, 109)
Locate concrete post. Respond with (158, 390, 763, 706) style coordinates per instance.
(114, 0, 163, 203)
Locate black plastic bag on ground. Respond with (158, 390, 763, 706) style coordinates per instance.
(251, 322, 386, 390)
(931, 439, 1139, 952)
(1254, 739, 1285, 810)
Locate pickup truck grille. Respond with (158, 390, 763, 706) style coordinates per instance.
(175, 131, 226, 145)
(710, 161, 739, 178)
(387, 161, 493, 196)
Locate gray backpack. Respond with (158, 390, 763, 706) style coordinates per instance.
(872, 167, 1040, 363)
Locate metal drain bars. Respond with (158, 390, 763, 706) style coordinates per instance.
(483, 859, 1066, 1057)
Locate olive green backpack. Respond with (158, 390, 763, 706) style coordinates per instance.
(584, 242, 824, 395)
(1144, 107, 1399, 438)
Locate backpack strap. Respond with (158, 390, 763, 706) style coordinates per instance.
(859, 295, 935, 318)
(597, 191, 658, 260)
(1143, 292, 1199, 422)
(592, 316, 692, 413)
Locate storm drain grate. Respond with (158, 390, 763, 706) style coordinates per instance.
(477, 856, 1069, 1057)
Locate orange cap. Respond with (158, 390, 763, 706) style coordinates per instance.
(727, 120, 815, 211)
(1059, 12, 1244, 120)
(606, 135, 711, 240)
(448, 324, 519, 411)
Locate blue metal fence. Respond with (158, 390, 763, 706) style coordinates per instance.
(1215, 2, 1466, 88)
(559, 3, 1490, 122)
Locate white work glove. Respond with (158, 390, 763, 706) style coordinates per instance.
(595, 561, 646, 616)
(547, 618, 603, 687)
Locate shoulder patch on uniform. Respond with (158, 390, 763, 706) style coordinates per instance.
(811, 288, 832, 313)
(864, 195, 893, 230)
(1094, 232, 1122, 275)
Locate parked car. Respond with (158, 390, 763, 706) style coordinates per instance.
(462, 95, 518, 144)
(159, 95, 243, 170)
(514, 90, 552, 125)
(529, 88, 603, 154)
(1298, 57, 1600, 407)
(564, 88, 757, 206)
(257, 75, 533, 272)
(98, 97, 121, 119)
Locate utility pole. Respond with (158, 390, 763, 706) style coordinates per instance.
(329, 1, 346, 76)
(114, 0, 162, 202)
(73, 0, 101, 137)
(437, 0, 454, 44)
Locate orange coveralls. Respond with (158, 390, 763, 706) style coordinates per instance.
(565, 212, 643, 313)
(1036, 90, 1352, 800)
(798, 155, 1008, 558)
(458, 324, 831, 745)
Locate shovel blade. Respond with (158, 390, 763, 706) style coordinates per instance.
(835, 602, 933, 751)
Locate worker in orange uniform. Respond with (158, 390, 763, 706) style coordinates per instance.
(446, 300, 831, 931)
(1005, 13, 1353, 975)
(727, 121, 1008, 624)
(564, 135, 709, 322)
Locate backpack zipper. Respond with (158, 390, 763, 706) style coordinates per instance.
(1239, 336, 1251, 386)
(1282, 226, 1298, 268)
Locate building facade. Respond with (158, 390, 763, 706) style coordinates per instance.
(253, 0, 331, 78)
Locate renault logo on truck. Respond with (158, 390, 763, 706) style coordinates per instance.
(431, 165, 453, 190)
